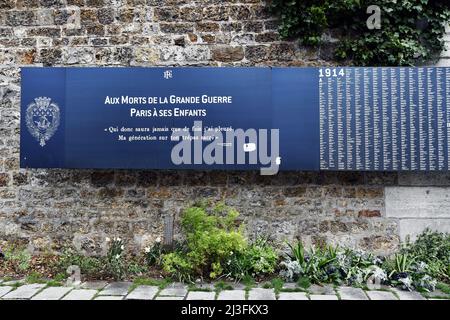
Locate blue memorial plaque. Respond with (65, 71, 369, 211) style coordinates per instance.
(20, 67, 450, 172)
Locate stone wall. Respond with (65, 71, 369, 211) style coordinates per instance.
(0, 1, 449, 256)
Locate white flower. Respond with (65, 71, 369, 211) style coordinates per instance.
(115, 254, 121, 259)
(419, 275, 437, 292)
(416, 261, 428, 273)
(120, 245, 124, 251)
(399, 277, 413, 291)
(155, 237, 161, 243)
(370, 266, 387, 281)
(105, 237, 111, 242)
(115, 237, 122, 242)
(144, 247, 151, 253)
(372, 257, 383, 265)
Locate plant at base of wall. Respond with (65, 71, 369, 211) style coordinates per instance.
(106, 237, 126, 281)
(160, 201, 279, 282)
(57, 248, 105, 279)
(400, 229, 450, 281)
(161, 202, 247, 281)
(279, 242, 391, 287)
(144, 238, 164, 267)
(383, 254, 440, 292)
(225, 238, 278, 281)
(2, 245, 32, 273)
(269, 0, 450, 66)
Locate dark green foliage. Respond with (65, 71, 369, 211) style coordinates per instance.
(161, 201, 278, 282)
(226, 238, 279, 280)
(400, 229, 450, 281)
(269, 0, 450, 65)
(162, 202, 247, 281)
(58, 248, 105, 278)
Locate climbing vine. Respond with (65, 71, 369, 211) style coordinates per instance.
(269, 0, 450, 66)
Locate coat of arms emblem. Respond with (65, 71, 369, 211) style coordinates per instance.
(25, 97, 60, 147)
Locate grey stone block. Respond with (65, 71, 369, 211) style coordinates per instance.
(216, 282, 245, 290)
(308, 284, 335, 295)
(81, 281, 108, 290)
(427, 289, 450, 299)
(99, 282, 132, 296)
(230, 282, 246, 290)
(126, 286, 159, 300)
(399, 219, 450, 241)
(192, 283, 216, 291)
(282, 282, 297, 290)
(309, 294, 338, 300)
(0, 286, 13, 298)
(165, 282, 188, 289)
(2, 284, 46, 299)
(95, 296, 124, 300)
(442, 44, 450, 58)
(278, 292, 308, 300)
(2, 279, 25, 286)
(186, 291, 216, 300)
(248, 288, 276, 300)
(366, 290, 398, 300)
(155, 296, 185, 300)
(62, 289, 98, 300)
(392, 289, 426, 300)
(437, 59, 450, 67)
(31, 287, 73, 300)
(338, 287, 368, 300)
(385, 187, 450, 218)
(217, 290, 246, 300)
(158, 287, 188, 297)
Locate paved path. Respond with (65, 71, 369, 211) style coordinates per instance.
(0, 280, 447, 300)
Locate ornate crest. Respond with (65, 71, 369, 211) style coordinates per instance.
(26, 97, 60, 147)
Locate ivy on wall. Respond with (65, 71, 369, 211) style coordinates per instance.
(269, 0, 450, 66)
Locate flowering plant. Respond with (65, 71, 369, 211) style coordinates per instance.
(144, 237, 164, 266)
(106, 237, 126, 280)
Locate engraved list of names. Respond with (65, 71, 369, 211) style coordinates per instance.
(319, 67, 450, 171)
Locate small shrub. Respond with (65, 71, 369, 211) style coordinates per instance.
(246, 239, 278, 275)
(400, 229, 450, 281)
(58, 248, 104, 278)
(226, 238, 278, 280)
(162, 202, 247, 280)
(162, 252, 194, 282)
